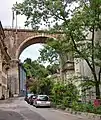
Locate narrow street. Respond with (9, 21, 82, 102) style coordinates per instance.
(0, 97, 91, 120)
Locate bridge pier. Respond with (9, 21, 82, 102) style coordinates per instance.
(8, 59, 19, 97)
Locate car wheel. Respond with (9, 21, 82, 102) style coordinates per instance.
(30, 102, 33, 105)
(33, 102, 35, 106)
(35, 104, 38, 108)
(36, 106, 39, 108)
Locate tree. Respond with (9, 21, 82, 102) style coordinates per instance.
(15, 0, 101, 98)
(23, 58, 49, 79)
(24, 58, 53, 94)
(38, 44, 59, 64)
(38, 78, 53, 95)
(26, 77, 35, 91)
(51, 82, 79, 106)
(28, 77, 53, 95)
(23, 58, 33, 77)
(46, 64, 59, 75)
(38, 39, 73, 74)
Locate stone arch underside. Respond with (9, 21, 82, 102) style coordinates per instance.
(16, 35, 56, 59)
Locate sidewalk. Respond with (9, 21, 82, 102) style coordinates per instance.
(0, 97, 17, 104)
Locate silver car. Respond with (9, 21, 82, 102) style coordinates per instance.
(33, 95, 51, 107)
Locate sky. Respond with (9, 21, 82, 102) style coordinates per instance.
(0, 0, 43, 62)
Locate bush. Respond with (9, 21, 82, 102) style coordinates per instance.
(50, 82, 80, 110)
(94, 106, 101, 114)
(56, 104, 66, 110)
(86, 103, 95, 113)
(71, 101, 82, 111)
(50, 82, 101, 115)
(71, 101, 101, 114)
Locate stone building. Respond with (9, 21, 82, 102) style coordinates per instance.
(0, 21, 11, 99)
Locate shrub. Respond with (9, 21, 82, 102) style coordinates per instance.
(93, 106, 101, 114)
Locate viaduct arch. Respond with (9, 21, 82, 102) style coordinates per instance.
(16, 35, 56, 59)
(3, 28, 62, 95)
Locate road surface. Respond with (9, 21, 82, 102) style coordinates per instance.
(0, 97, 90, 120)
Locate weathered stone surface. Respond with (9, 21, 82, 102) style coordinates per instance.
(0, 22, 11, 99)
(4, 28, 61, 59)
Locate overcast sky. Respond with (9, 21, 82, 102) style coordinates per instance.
(0, 0, 43, 62)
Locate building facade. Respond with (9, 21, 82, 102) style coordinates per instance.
(0, 21, 11, 99)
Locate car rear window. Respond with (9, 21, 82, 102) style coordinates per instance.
(38, 96, 49, 101)
(27, 94, 34, 98)
(33, 96, 36, 99)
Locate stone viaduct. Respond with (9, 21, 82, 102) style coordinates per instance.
(3, 28, 63, 95)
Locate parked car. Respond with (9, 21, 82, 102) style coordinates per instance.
(29, 95, 36, 105)
(24, 93, 34, 103)
(24, 96, 28, 101)
(33, 95, 51, 107)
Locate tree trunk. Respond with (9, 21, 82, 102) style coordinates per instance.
(95, 82, 100, 99)
(95, 68, 101, 99)
(91, 69, 100, 99)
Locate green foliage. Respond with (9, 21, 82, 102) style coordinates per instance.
(80, 80, 95, 92)
(95, 106, 101, 114)
(46, 64, 59, 75)
(38, 44, 59, 64)
(29, 77, 53, 95)
(29, 79, 38, 94)
(51, 82, 79, 107)
(29, 78, 79, 109)
(71, 102, 101, 114)
(40, 78, 53, 94)
(23, 58, 49, 79)
(23, 57, 60, 79)
(23, 58, 60, 95)
(71, 101, 81, 111)
(14, 0, 77, 29)
(38, 38, 74, 72)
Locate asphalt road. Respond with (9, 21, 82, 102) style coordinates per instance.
(0, 97, 90, 120)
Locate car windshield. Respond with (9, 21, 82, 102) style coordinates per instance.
(38, 95, 49, 101)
